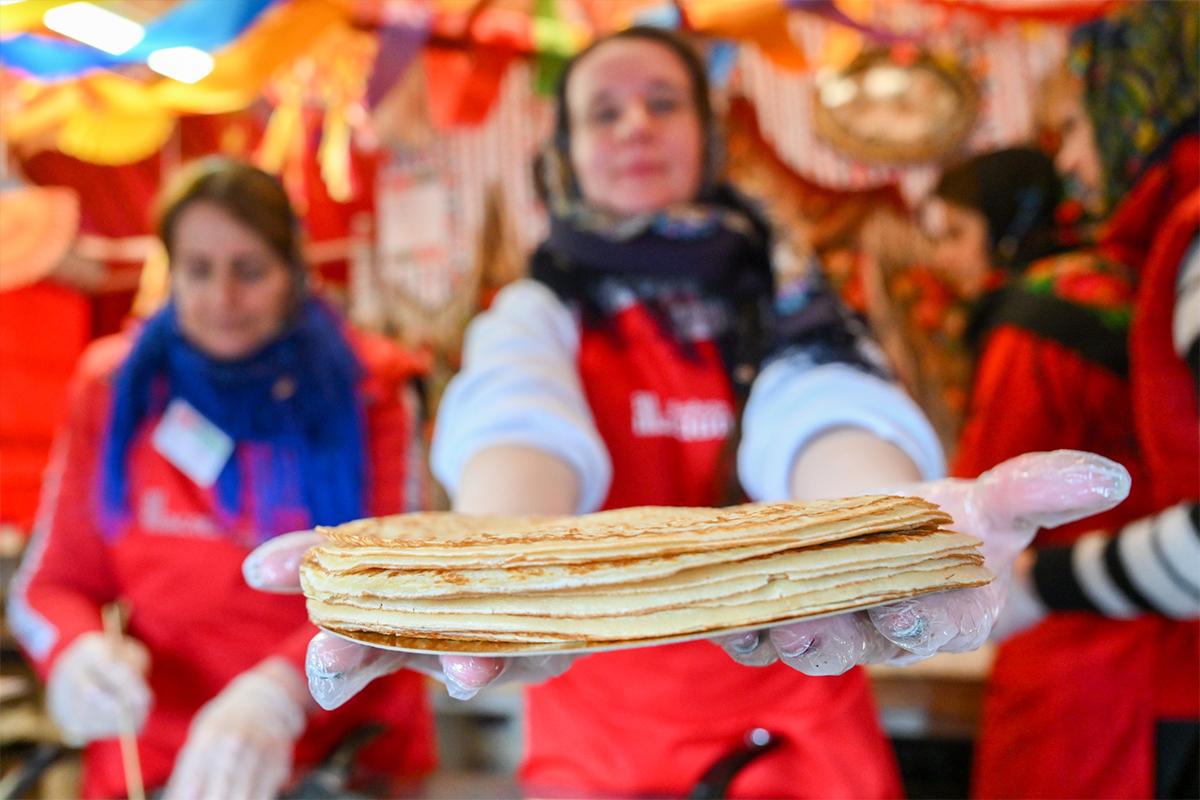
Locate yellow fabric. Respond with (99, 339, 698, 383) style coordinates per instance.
(2, 0, 350, 164)
(0, 0, 72, 35)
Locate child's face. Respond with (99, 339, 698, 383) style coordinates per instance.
(924, 198, 992, 299)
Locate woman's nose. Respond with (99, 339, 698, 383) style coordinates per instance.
(214, 271, 239, 305)
(615, 101, 653, 140)
(1054, 141, 1078, 179)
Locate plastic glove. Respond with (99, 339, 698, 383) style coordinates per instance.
(243, 533, 574, 709)
(719, 450, 1129, 675)
(305, 630, 574, 708)
(46, 630, 151, 746)
(163, 658, 308, 800)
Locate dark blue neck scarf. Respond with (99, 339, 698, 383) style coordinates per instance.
(531, 184, 776, 397)
(101, 299, 366, 541)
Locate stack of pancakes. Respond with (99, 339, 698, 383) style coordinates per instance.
(301, 495, 992, 654)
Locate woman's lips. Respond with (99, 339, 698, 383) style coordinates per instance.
(622, 161, 667, 178)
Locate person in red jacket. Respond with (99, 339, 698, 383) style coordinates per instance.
(6, 158, 435, 799)
(946, 4, 1198, 797)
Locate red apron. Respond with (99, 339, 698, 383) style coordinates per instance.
(520, 303, 902, 798)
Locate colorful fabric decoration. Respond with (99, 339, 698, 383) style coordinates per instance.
(2, 0, 349, 165)
(0, 0, 275, 81)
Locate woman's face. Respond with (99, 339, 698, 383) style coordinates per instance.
(170, 201, 294, 361)
(1044, 85, 1104, 205)
(566, 37, 705, 216)
(925, 199, 992, 298)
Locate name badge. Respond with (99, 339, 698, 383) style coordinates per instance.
(151, 399, 234, 489)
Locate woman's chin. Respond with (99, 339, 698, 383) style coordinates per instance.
(192, 334, 266, 362)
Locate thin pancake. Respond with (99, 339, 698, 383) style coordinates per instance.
(308, 553, 982, 618)
(312, 496, 952, 568)
(310, 562, 992, 644)
(303, 531, 981, 605)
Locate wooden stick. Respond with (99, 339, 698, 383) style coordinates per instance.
(101, 603, 145, 800)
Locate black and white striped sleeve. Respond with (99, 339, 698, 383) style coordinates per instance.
(1031, 503, 1200, 619)
(1175, 236, 1199, 383)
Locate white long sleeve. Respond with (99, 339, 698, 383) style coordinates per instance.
(430, 280, 613, 514)
(737, 358, 946, 502)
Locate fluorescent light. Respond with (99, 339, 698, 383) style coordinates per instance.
(147, 46, 214, 83)
(43, 2, 145, 56)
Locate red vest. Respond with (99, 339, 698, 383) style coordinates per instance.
(519, 304, 902, 798)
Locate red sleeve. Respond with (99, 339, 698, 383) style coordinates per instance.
(8, 356, 120, 680)
(952, 326, 1121, 480)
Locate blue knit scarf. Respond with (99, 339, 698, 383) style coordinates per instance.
(101, 299, 366, 540)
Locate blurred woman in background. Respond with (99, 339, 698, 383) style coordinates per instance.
(951, 2, 1199, 796)
(7, 158, 434, 799)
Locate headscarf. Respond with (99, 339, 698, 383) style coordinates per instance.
(934, 147, 1066, 272)
(1070, 0, 1200, 210)
(532, 27, 794, 395)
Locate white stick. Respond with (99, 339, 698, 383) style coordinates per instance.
(102, 604, 145, 800)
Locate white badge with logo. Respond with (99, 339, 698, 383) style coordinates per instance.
(151, 398, 235, 489)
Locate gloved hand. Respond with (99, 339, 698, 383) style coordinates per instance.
(306, 630, 574, 708)
(718, 450, 1129, 674)
(163, 658, 308, 800)
(243, 534, 573, 709)
(46, 630, 151, 746)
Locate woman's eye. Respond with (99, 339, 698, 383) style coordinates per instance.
(586, 105, 621, 126)
(234, 260, 269, 282)
(179, 258, 210, 280)
(647, 95, 683, 115)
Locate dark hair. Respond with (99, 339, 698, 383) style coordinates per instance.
(155, 157, 307, 305)
(934, 147, 1064, 272)
(549, 26, 720, 200)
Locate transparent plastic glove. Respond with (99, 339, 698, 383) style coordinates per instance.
(720, 450, 1129, 675)
(305, 631, 574, 707)
(163, 658, 307, 800)
(46, 630, 151, 746)
(243, 532, 574, 709)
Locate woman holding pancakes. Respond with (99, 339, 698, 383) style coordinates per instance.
(249, 27, 1131, 798)
(8, 158, 435, 799)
